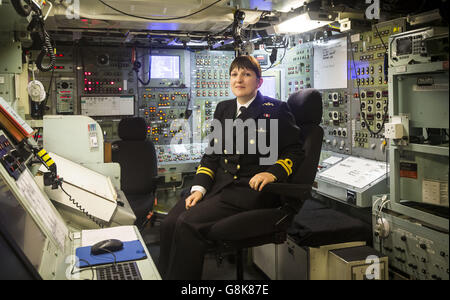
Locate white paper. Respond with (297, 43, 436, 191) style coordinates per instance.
(322, 156, 343, 165)
(81, 225, 138, 246)
(319, 157, 389, 189)
(313, 36, 348, 89)
(171, 144, 188, 154)
(16, 171, 68, 251)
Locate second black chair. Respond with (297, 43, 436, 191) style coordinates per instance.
(111, 117, 158, 228)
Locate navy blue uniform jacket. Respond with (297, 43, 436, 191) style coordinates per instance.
(192, 91, 304, 209)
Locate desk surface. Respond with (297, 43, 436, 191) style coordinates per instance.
(68, 225, 161, 280)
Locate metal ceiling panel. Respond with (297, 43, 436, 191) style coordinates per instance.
(45, 0, 265, 33)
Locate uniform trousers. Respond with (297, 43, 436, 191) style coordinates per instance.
(158, 189, 248, 280)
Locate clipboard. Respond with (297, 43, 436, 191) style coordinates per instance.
(75, 240, 147, 268)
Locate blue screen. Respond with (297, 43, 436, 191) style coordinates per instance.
(150, 55, 180, 79)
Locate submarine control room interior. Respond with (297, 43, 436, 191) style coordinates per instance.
(0, 0, 448, 281)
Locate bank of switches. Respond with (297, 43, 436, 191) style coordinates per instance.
(140, 90, 191, 144)
(194, 69, 230, 98)
(142, 91, 189, 122)
(156, 145, 203, 164)
(0, 134, 26, 180)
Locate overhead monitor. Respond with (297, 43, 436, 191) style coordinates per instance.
(144, 49, 188, 87)
(150, 55, 180, 79)
(260, 76, 277, 99)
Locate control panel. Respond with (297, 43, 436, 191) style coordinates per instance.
(73, 46, 135, 141)
(190, 50, 235, 143)
(52, 46, 75, 73)
(156, 143, 204, 165)
(349, 18, 406, 161)
(321, 89, 351, 154)
(373, 201, 449, 280)
(139, 87, 190, 145)
(28, 46, 77, 115)
(0, 133, 26, 180)
(389, 26, 449, 67)
(284, 43, 313, 100)
(314, 150, 389, 207)
(55, 78, 75, 114)
(79, 46, 134, 96)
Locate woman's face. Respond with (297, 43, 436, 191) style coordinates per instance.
(230, 67, 263, 102)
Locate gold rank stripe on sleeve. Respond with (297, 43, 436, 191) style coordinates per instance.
(196, 166, 215, 179)
(276, 158, 293, 176)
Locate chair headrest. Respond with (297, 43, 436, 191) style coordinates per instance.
(118, 117, 148, 141)
(287, 89, 323, 126)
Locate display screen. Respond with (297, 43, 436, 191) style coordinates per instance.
(397, 37, 412, 56)
(260, 76, 277, 99)
(254, 54, 268, 66)
(150, 55, 180, 79)
(0, 174, 46, 272)
(81, 96, 134, 116)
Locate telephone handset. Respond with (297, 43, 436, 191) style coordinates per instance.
(33, 147, 105, 228)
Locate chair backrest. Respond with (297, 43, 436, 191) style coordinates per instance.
(287, 88, 323, 186)
(111, 117, 157, 195)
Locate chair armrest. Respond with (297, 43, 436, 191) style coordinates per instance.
(263, 183, 312, 199)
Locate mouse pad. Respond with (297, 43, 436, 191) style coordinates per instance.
(75, 240, 147, 268)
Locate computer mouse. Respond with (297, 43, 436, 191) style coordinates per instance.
(90, 239, 124, 255)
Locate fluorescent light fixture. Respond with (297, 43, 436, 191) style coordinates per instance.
(166, 40, 210, 47)
(274, 11, 336, 34)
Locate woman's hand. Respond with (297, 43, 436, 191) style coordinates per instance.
(249, 172, 277, 192)
(185, 191, 203, 210)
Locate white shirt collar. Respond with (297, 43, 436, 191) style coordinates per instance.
(236, 94, 257, 112)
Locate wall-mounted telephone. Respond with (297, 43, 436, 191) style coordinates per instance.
(33, 147, 108, 228)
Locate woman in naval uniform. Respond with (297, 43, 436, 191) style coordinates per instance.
(158, 55, 304, 280)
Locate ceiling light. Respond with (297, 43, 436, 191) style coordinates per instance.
(274, 11, 337, 34)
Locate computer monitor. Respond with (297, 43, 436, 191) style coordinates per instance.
(0, 173, 46, 279)
(150, 55, 180, 79)
(144, 49, 188, 87)
(260, 76, 277, 99)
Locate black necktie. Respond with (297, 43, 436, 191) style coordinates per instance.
(236, 106, 247, 119)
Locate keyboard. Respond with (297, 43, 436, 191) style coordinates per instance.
(96, 262, 142, 280)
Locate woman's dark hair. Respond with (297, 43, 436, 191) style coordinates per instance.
(229, 55, 262, 79)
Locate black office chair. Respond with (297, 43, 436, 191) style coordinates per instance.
(111, 117, 158, 228)
(206, 89, 324, 280)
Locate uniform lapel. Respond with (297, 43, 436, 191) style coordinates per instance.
(223, 99, 237, 121)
